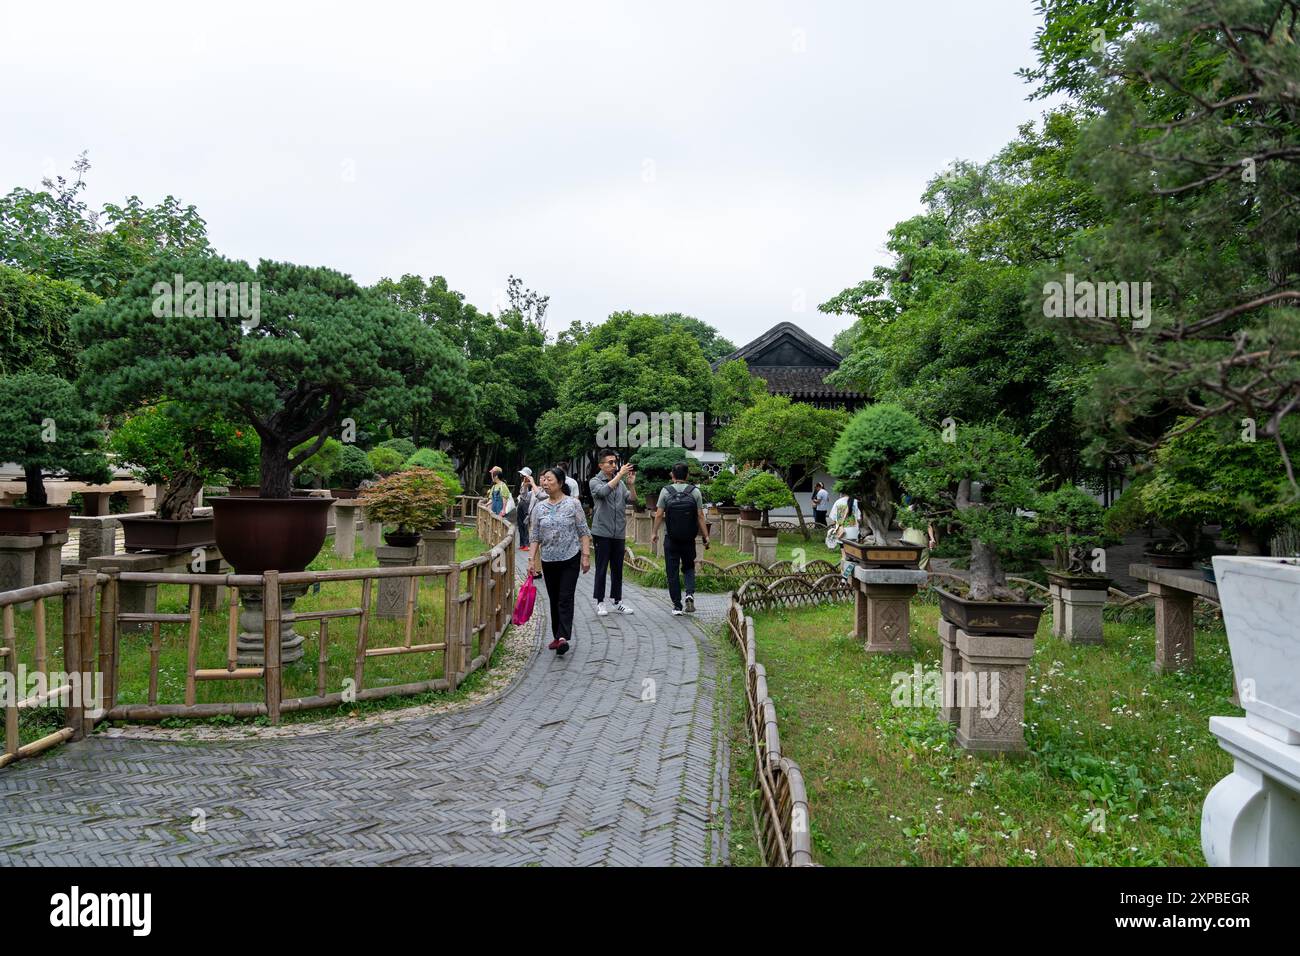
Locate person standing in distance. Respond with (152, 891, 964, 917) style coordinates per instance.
(651, 461, 710, 615)
(589, 449, 635, 616)
(812, 481, 830, 527)
(516, 467, 537, 551)
(528, 466, 591, 656)
(488, 466, 514, 521)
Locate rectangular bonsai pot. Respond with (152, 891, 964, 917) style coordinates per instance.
(936, 587, 1045, 638)
(752, 527, 779, 538)
(0, 506, 73, 536)
(119, 515, 217, 553)
(1046, 571, 1111, 591)
(848, 541, 924, 569)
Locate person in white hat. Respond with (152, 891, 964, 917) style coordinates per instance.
(517, 467, 537, 550)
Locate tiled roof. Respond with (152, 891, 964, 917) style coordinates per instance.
(749, 366, 863, 399)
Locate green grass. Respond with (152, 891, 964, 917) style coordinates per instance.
(7, 530, 495, 743)
(728, 593, 1236, 866)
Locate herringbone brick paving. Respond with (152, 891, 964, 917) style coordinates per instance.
(0, 551, 730, 866)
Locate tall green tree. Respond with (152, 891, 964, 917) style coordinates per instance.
(0, 264, 99, 377)
(77, 255, 470, 498)
(0, 372, 110, 506)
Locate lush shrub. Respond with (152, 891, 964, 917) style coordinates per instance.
(333, 443, 375, 489)
(827, 403, 926, 541)
(735, 470, 795, 517)
(380, 437, 417, 460)
(0, 372, 111, 506)
(703, 468, 739, 507)
(1035, 484, 1108, 573)
(367, 446, 405, 477)
(292, 437, 343, 488)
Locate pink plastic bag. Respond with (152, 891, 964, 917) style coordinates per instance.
(512, 576, 536, 625)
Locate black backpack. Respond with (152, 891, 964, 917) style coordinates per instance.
(663, 484, 699, 541)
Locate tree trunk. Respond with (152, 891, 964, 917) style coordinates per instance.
(1235, 528, 1263, 556)
(157, 471, 204, 520)
(863, 469, 895, 543)
(24, 465, 47, 507)
(968, 539, 1008, 601)
(789, 494, 810, 539)
(259, 437, 293, 498)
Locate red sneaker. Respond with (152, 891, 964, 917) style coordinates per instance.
(520, 545, 530, 551)
(548, 637, 564, 650)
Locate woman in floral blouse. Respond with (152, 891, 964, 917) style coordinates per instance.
(528, 466, 591, 656)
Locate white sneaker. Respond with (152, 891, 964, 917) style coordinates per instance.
(596, 601, 608, 617)
(671, 608, 684, 616)
(684, 595, 695, 614)
(612, 601, 635, 615)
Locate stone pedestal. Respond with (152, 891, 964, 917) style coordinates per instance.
(236, 583, 308, 665)
(753, 532, 777, 567)
(376, 545, 418, 619)
(937, 619, 962, 724)
(854, 567, 926, 655)
(954, 629, 1034, 753)
(634, 511, 654, 550)
(80, 493, 112, 516)
(721, 512, 739, 547)
(420, 527, 459, 566)
(361, 515, 383, 553)
(1202, 716, 1300, 865)
(333, 502, 362, 559)
(737, 518, 760, 555)
(0, 535, 42, 598)
(1050, 583, 1107, 645)
(1150, 580, 1195, 672)
(34, 531, 68, 585)
(77, 521, 118, 564)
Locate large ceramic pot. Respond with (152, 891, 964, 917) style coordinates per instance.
(224, 486, 262, 498)
(120, 515, 216, 554)
(854, 542, 924, 569)
(0, 506, 73, 536)
(384, 530, 421, 548)
(210, 496, 334, 574)
(936, 587, 1045, 638)
(739, 507, 761, 521)
(752, 527, 779, 539)
(1213, 556, 1300, 741)
(717, 505, 741, 516)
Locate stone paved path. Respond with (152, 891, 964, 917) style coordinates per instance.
(0, 552, 731, 866)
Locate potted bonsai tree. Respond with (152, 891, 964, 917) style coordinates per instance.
(1035, 484, 1111, 591)
(827, 402, 927, 567)
(734, 471, 794, 537)
(732, 466, 763, 520)
(0, 372, 111, 534)
(360, 467, 452, 547)
(331, 443, 375, 499)
(110, 402, 260, 553)
(898, 422, 1045, 637)
(404, 448, 463, 526)
(703, 467, 740, 514)
(75, 254, 471, 574)
(629, 442, 700, 513)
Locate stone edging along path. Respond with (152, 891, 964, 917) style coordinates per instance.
(0, 550, 730, 866)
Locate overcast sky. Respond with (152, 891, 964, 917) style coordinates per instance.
(3, 0, 1057, 351)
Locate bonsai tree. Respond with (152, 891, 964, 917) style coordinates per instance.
(703, 468, 740, 508)
(897, 422, 1042, 601)
(1140, 418, 1300, 556)
(629, 443, 701, 506)
(292, 437, 343, 488)
(826, 403, 927, 543)
(109, 403, 260, 519)
(367, 446, 405, 477)
(360, 468, 452, 536)
(1034, 484, 1108, 576)
(405, 447, 463, 498)
(381, 437, 417, 460)
(0, 372, 111, 507)
(713, 394, 848, 539)
(333, 443, 375, 490)
(734, 470, 795, 527)
(74, 254, 470, 498)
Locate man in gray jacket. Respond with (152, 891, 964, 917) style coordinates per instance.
(589, 448, 636, 616)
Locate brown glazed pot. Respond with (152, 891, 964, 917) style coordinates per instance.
(848, 541, 924, 568)
(0, 506, 73, 536)
(936, 587, 1045, 638)
(1045, 571, 1111, 591)
(1143, 549, 1194, 570)
(119, 515, 216, 554)
(752, 527, 779, 539)
(738, 507, 761, 521)
(210, 496, 334, 574)
(717, 505, 741, 515)
(224, 486, 262, 498)
(330, 488, 360, 500)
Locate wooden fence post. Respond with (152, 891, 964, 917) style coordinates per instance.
(98, 568, 120, 714)
(444, 565, 460, 691)
(61, 573, 83, 740)
(263, 572, 281, 725)
(78, 570, 97, 736)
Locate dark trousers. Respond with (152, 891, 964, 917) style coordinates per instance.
(541, 553, 581, 641)
(592, 535, 625, 603)
(517, 505, 530, 547)
(664, 537, 697, 609)
(813, 509, 827, 527)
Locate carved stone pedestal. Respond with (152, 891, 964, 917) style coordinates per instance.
(1202, 716, 1300, 865)
(853, 567, 926, 655)
(376, 544, 418, 619)
(420, 527, 458, 566)
(737, 518, 760, 555)
(954, 628, 1034, 753)
(1049, 582, 1107, 645)
(35, 531, 68, 584)
(1150, 580, 1195, 672)
(0, 535, 42, 602)
(753, 533, 777, 567)
(721, 512, 739, 547)
(236, 583, 308, 665)
(937, 619, 962, 725)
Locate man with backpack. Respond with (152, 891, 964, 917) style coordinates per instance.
(651, 461, 710, 615)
